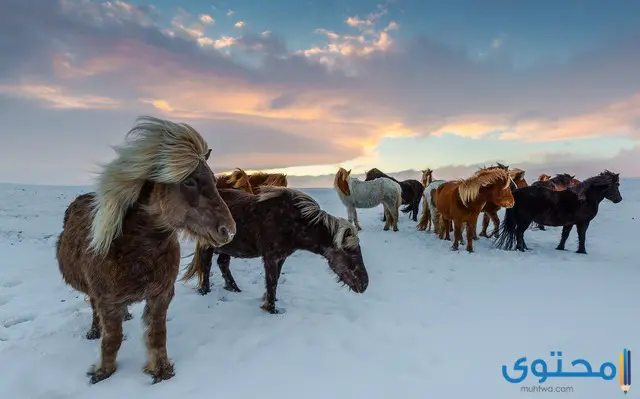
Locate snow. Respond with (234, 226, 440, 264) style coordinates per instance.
(0, 180, 638, 399)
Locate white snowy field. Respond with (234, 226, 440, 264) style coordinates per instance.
(0, 180, 638, 399)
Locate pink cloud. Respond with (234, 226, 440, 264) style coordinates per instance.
(1, 0, 640, 185)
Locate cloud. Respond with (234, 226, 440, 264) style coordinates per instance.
(286, 145, 640, 188)
(234, 21, 245, 28)
(226, 10, 234, 17)
(1, 0, 640, 185)
(199, 14, 213, 24)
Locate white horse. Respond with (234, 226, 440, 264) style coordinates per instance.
(418, 179, 446, 233)
(333, 168, 402, 231)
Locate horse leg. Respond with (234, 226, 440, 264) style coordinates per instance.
(490, 212, 500, 238)
(515, 223, 530, 252)
(479, 213, 490, 238)
(443, 219, 452, 240)
(142, 292, 175, 383)
(261, 256, 283, 314)
(196, 247, 215, 295)
(465, 219, 477, 252)
(451, 219, 462, 250)
(391, 201, 400, 232)
(86, 297, 101, 340)
(412, 198, 419, 221)
(122, 307, 133, 321)
(352, 207, 362, 231)
(262, 258, 285, 302)
(555, 225, 573, 251)
(218, 253, 241, 292)
(575, 221, 590, 254)
(383, 206, 391, 231)
(87, 303, 124, 384)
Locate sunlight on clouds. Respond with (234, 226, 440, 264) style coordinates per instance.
(234, 21, 245, 28)
(500, 94, 640, 142)
(0, 84, 120, 109)
(199, 14, 213, 24)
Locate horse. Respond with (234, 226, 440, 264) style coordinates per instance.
(477, 166, 529, 238)
(538, 174, 551, 182)
(416, 169, 436, 231)
(181, 187, 369, 314)
(334, 168, 402, 231)
(493, 170, 621, 254)
(434, 168, 515, 252)
(364, 168, 425, 221)
(530, 173, 581, 230)
(55, 116, 236, 384)
(226, 168, 255, 193)
(246, 171, 288, 193)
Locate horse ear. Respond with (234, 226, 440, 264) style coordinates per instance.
(205, 149, 212, 160)
(347, 169, 352, 175)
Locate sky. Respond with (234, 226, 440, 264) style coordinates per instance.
(1, 0, 640, 187)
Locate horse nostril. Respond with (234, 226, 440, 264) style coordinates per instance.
(218, 225, 229, 238)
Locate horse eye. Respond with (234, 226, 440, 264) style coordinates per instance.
(183, 178, 197, 188)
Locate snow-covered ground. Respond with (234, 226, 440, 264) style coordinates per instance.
(0, 180, 638, 399)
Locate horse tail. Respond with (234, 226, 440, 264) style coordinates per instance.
(493, 207, 517, 250)
(417, 193, 431, 229)
(181, 240, 206, 287)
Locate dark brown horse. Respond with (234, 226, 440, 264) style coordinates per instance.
(494, 170, 621, 253)
(364, 168, 424, 221)
(477, 165, 529, 238)
(55, 116, 236, 384)
(435, 168, 515, 252)
(182, 187, 369, 314)
(530, 173, 581, 230)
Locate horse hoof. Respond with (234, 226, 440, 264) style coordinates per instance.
(197, 286, 211, 296)
(555, 246, 565, 251)
(576, 250, 587, 254)
(87, 364, 116, 384)
(393, 227, 399, 232)
(86, 328, 101, 340)
(223, 284, 241, 293)
(144, 360, 175, 384)
(260, 303, 280, 314)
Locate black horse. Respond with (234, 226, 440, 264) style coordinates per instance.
(493, 170, 622, 254)
(364, 168, 424, 221)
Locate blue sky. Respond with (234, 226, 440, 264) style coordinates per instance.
(1, 0, 639, 185)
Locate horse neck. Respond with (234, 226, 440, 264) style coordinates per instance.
(291, 218, 335, 256)
(125, 185, 175, 242)
(582, 183, 608, 203)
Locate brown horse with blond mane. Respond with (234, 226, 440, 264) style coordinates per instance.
(435, 168, 515, 252)
(55, 116, 236, 384)
(477, 165, 529, 238)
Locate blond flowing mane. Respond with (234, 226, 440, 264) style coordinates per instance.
(89, 116, 210, 256)
(509, 168, 526, 180)
(456, 169, 511, 206)
(256, 186, 360, 249)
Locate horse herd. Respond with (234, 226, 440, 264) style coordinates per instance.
(53, 116, 622, 385)
(333, 162, 622, 254)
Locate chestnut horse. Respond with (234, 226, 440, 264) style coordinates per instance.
(364, 168, 425, 221)
(435, 168, 515, 252)
(530, 173, 581, 230)
(182, 187, 369, 314)
(216, 168, 254, 193)
(477, 166, 529, 238)
(246, 171, 288, 194)
(334, 168, 402, 231)
(55, 116, 236, 384)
